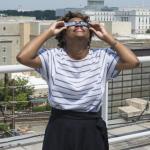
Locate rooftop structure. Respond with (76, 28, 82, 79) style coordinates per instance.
(87, 0, 104, 10)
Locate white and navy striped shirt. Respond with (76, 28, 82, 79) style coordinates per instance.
(36, 48, 120, 112)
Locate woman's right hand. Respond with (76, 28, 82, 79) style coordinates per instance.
(47, 21, 67, 37)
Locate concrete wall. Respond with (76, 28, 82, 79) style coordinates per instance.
(104, 21, 131, 35)
(0, 36, 20, 65)
(19, 23, 31, 48)
(0, 18, 38, 66)
(0, 23, 20, 35)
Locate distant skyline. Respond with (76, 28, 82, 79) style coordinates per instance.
(0, 0, 150, 10)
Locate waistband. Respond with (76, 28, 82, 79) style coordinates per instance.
(51, 107, 102, 120)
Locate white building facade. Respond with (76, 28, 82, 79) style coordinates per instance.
(83, 10, 116, 22)
(116, 8, 150, 34)
(83, 8, 150, 34)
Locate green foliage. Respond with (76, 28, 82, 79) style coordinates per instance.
(32, 105, 51, 112)
(14, 77, 34, 96)
(0, 123, 10, 132)
(0, 123, 12, 138)
(15, 93, 29, 110)
(0, 76, 34, 110)
(0, 10, 56, 20)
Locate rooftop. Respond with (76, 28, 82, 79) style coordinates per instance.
(0, 55, 150, 150)
(0, 119, 149, 150)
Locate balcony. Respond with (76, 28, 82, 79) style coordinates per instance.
(0, 56, 150, 150)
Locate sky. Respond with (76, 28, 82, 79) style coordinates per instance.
(0, 0, 150, 10)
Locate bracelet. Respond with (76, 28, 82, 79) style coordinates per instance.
(110, 41, 118, 49)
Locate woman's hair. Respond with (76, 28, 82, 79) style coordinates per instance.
(55, 11, 93, 48)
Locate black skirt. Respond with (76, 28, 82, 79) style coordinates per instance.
(42, 108, 109, 150)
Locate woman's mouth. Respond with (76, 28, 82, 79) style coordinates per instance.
(74, 27, 85, 32)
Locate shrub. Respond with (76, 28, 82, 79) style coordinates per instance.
(32, 105, 51, 112)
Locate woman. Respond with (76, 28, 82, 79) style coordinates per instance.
(16, 11, 139, 150)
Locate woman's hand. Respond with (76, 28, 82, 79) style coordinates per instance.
(89, 22, 115, 45)
(47, 21, 67, 37)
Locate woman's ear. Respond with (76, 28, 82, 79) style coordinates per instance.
(90, 30, 94, 38)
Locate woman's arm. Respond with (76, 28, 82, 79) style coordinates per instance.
(16, 21, 66, 68)
(89, 23, 140, 70)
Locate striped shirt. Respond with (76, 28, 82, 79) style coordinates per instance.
(36, 48, 120, 112)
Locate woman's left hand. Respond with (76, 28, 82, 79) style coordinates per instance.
(89, 22, 115, 45)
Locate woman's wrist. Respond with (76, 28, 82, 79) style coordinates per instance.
(42, 29, 54, 40)
(104, 34, 116, 45)
(110, 40, 118, 49)
(105, 35, 118, 49)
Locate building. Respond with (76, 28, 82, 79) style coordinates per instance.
(83, 10, 115, 21)
(55, 0, 150, 34)
(83, 9, 132, 35)
(0, 16, 36, 79)
(104, 21, 131, 35)
(87, 0, 104, 10)
(0, 16, 57, 67)
(116, 8, 150, 34)
(30, 20, 56, 48)
(84, 7, 150, 34)
(0, 22, 20, 65)
(0, 16, 36, 66)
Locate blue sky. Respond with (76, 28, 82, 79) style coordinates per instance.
(0, 0, 150, 10)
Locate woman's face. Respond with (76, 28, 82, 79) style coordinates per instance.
(65, 17, 90, 41)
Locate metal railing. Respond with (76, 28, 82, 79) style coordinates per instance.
(0, 56, 150, 143)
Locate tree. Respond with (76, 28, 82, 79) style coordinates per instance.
(0, 77, 34, 110)
(0, 10, 56, 20)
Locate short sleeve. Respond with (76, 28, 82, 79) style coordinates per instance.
(106, 48, 120, 80)
(35, 48, 51, 81)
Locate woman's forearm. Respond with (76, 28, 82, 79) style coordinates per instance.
(106, 35, 140, 70)
(16, 29, 53, 62)
(16, 21, 66, 68)
(89, 23, 140, 70)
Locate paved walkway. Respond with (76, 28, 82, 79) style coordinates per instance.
(3, 135, 150, 150)
(108, 119, 150, 149)
(0, 120, 149, 150)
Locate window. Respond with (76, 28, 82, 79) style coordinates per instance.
(3, 26, 6, 31)
(2, 47, 6, 52)
(146, 18, 147, 24)
(2, 56, 6, 63)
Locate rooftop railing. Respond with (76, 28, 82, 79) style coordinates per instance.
(0, 56, 150, 144)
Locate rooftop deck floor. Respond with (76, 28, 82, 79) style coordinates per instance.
(0, 119, 149, 150)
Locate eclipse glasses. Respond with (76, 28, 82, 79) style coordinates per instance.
(64, 21, 90, 28)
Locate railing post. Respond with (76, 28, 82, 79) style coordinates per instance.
(102, 82, 108, 126)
